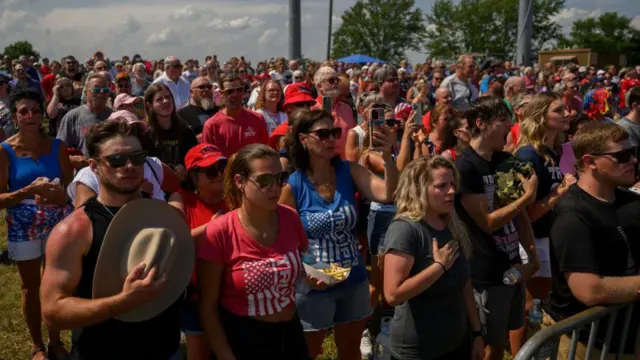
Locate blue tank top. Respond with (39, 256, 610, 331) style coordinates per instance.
(1, 139, 63, 196)
(288, 159, 366, 290)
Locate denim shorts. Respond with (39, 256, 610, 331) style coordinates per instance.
(367, 209, 395, 256)
(296, 279, 372, 331)
(179, 301, 203, 335)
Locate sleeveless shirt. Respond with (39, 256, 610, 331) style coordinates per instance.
(72, 197, 180, 360)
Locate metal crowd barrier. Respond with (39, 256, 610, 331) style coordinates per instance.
(514, 302, 639, 360)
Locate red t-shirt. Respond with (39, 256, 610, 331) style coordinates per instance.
(179, 189, 226, 300)
(41, 73, 55, 101)
(198, 205, 308, 317)
(511, 122, 521, 147)
(201, 108, 269, 157)
(422, 111, 432, 133)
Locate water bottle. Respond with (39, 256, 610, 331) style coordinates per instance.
(529, 298, 543, 325)
(301, 251, 316, 265)
(373, 317, 392, 360)
(502, 267, 522, 285)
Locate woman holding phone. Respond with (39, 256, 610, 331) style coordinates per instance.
(279, 108, 399, 359)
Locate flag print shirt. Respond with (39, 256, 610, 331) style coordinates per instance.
(288, 159, 367, 293)
(198, 204, 307, 317)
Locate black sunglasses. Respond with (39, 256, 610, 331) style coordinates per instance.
(223, 86, 244, 95)
(590, 147, 637, 164)
(194, 84, 213, 90)
(195, 160, 227, 179)
(99, 151, 146, 168)
(386, 119, 400, 127)
(309, 128, 342, 141)
(247, 171, 289, 190)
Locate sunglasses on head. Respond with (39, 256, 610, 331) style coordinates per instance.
(194, 84, 213, 90)
(99, 151, 146, 168)
(248, 171, 289, 190)
(590, 147, 637, 164)
(223, 86, 244, 95)
(91, 87, 110, 94)
(309, 128, 342, 141)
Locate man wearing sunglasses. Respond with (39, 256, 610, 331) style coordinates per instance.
(177, 76, 220, 141)
(312, 66, 356, 159)
(57, 74, 113, 168)
(202, 73, 268, 157)
(546, 122, 640, 359)
(152, 56, 190, 109)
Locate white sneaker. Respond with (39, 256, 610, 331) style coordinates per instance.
(360, 328, 373, 359)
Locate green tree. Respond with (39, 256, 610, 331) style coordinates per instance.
(2, 41, 40, 61)
(424, 0, 564, 61)
(331, 0, 427, 63)
(559, 12, 640, 64)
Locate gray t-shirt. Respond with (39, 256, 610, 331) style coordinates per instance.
(384, 218, 471, 360)
(56, 105, 112, 156)
(618, 117, 640, 147)
(440, 74, 476, 112)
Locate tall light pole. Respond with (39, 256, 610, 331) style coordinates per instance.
(289, 0, 301, 60)
(326, 0, 333, 60)
(515, 0, 533, 66)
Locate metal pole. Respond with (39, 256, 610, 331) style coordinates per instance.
(289, 0, 301, 60)
(515, 0, 533, 66)
(327, 0, 333, 60)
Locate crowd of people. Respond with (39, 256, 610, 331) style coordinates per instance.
(0, 49, 639, 360)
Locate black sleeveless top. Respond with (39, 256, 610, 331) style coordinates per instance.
(72, 197, 181, 360)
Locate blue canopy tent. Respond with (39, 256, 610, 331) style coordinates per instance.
(337, 54, 386, 65)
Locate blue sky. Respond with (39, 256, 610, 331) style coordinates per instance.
(0, 0, 637, 64)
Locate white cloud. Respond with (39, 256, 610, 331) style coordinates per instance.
(120, 16, 141, 33)
(169, 5, 210, 21)
(146, 27, 181, 45)
(259, 28, 278, 45)
(207, 16, 264, 30)
(632, 15, 640, 29)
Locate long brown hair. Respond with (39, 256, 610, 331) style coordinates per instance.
(515, 91, 563, 165)
(255, 79, 284, 111)
(223, 143, 280, 210)
(143, 83, 188, 147)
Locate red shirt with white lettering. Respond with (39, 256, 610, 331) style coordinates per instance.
(198, 205, 308, 317)
(201, 108, 269, 157)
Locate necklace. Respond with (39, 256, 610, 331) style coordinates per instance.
(98, 198, 117, 218)
(238, 211, 268, 240)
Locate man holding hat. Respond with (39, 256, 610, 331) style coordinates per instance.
(41, 120, 193, 360)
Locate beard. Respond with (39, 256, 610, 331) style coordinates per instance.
(199, 98, 214, 111)
(324, 88, 340, 99)
(99, 172, 143, 195)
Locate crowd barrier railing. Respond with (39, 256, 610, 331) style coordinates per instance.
(514, 301, 639, 360)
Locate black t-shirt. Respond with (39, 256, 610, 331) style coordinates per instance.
(177, 104, 219, 135)
(148, 120, 198, 170)
(384, 218, 470, 360)
(47, 97, 82, 137)
(514, 145, 562, 238)
(455, 147, 522, 286)
(546, 185, 640, 353)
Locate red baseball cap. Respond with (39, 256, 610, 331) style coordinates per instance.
(283, 82, 315, 107)
(184, 143, 227, 171)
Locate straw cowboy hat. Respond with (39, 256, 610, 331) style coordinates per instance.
(92, 198, 194, 322)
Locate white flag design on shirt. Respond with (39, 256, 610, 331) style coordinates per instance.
(242, 251, 301, 316)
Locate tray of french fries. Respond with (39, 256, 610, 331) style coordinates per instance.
(303, 262, 351, 285)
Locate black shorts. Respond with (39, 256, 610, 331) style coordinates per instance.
(219, 307, 310, 360)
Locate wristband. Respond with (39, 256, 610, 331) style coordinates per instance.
(434, 261, 447, 273)
(471, 330, 483, 339)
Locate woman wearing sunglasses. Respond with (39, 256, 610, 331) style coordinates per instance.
(279, 108, 399, 360)
(510, 91, 577, 353)
(0, 89, 73, 360)
(198, 143, 310, 360)
(46, 76, 81, 137)
(169, 143, 228, 360)
(144, 83, 198, 180)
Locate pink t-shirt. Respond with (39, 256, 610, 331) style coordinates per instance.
(313, 98, 356, 160)
(201, 108, 269, 157)
(198, 205, 308, 317)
